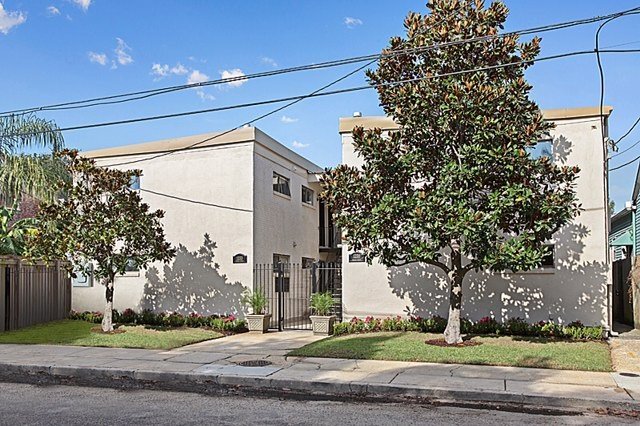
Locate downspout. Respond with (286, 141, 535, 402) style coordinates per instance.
(603, 114, 613, 335)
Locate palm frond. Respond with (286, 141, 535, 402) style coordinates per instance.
(0, 113, 64, 155)
(0, 154, 70, 202)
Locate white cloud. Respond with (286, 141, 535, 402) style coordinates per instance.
(220, 68, 247, 88)
(72, 0, 92, 12)
(151, 62, 189, 79)
(281, 115, 298, 124)
(261, 56, 277, 67)
(196, 90, 215, 101)
(151, 63, 169, 77)
(47, 6, 61, 16)
(87, 51, 107, 65)
(187, 70, 209, 85)
(344, 17, 363, 28)
(0, 4, 26, 35)
(114, 37, 133, 66)
(170, 63, 188, 75)
(292, 141, 309, 149)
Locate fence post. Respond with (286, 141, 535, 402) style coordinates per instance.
(276, 262, 283, 332)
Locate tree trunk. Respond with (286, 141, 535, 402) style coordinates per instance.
(443, 272, 463, 344)
(101, 278, 114, 332)
(444, 241, 464, 344)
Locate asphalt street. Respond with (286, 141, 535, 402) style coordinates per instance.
(0, 382, 634, 425)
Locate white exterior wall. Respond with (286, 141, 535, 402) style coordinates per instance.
(73, 142, 255, 316)
(252, 143, 320, 266)
(341, 115, 610, 326)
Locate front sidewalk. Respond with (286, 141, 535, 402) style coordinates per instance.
(0, 331, 639, 412)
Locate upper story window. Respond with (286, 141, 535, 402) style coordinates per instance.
(273, 172, 291, 196)
(302, 186, 314, 206)
(130, 175, 141, 191)
(528, 139, 553, 159)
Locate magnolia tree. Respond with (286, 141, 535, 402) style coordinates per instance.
(321, 0, 580, 344)
(28, 150, 175, 332)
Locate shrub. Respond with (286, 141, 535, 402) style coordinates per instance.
(310, 292, 334, 316)
(163, 312, 185, 327)
(563, 325, 603, 340)
(119, 308, 138, 324)
(185, 312, 206, 328)
(140, 309, 163, 326)
(472, 316, 501, 335)
(208, 314, 247, 333)
(411, 315, 447, 333)
(504, 317, 531, 336)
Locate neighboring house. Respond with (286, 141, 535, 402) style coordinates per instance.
(610, 164, 640, 328)
(338, 106, 614, 328)
(74, 126, 337, 316)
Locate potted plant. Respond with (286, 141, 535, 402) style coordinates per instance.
(310, 292, 336, 336)
(242, 290, 270, 333)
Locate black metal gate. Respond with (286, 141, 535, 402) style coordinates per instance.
(254, 262, 342, 330)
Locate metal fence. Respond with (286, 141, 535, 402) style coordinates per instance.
(254, 262, 342, 330)
(0, 257, 72, 332)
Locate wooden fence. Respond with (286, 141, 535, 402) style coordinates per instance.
(0, 257, 72, 332)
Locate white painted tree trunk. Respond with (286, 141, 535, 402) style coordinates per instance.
(444, 305, 462, 344)
(101, 278, 114, 332)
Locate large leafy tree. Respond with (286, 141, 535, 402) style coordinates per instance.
(0, 114, 69, 203)
(321, 0, 580, 344)
(28, 150, 175, 332)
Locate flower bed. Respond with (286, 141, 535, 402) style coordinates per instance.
(333, 315, 604, 340)
(69, 309, 247, 334)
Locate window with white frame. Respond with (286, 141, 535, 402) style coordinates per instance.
(302, 186, 314, 206)
(273, 172, 291, 196)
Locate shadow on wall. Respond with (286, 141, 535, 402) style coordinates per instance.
(141, 234, 247, 316)
(388, 222, 607, 324)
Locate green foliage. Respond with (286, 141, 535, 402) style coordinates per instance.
(320, 1, 580, 332)
(68, 309, 247, 333)
(0, 203, 38, 255)
(26, 150, 175, 311)
(333, 316, 604, 341)
(0, 113, 69, 202)
(242, 290, 268, 315)
(310, 292, 334, 316)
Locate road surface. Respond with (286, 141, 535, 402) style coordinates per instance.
(0, 382, 633, 425)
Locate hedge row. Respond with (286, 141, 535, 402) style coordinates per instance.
(333, 315, 605, 340)
(69, 309, 247, 333)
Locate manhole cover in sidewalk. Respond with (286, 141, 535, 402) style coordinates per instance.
(236, 360, 272, 367)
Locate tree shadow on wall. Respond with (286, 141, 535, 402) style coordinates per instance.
(141, 233, 246, 316)
(388, 221, 608, 324)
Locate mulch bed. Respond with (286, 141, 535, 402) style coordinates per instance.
(425, 338, 482, 347)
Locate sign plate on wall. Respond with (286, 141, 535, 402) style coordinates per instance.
(233, 253, 248, 264)
(349, 252, 366, 263)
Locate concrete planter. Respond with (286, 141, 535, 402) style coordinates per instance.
(246, 314, 271, 333)
(310, 315, 336, 336)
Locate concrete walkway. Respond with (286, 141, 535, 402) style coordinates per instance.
(1, 331, 639, 412)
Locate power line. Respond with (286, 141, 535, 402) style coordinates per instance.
(610, 137, 640, 158)
(616, 115, 640, 145)
(2, 5, 639, 117)
(140, 188, 252, 212)
(3, 49, 639, 145)
(610, 153, 640, 171)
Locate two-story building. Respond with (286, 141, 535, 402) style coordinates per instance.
(74, 126, 331, 317)
(338, 107, 614, 329)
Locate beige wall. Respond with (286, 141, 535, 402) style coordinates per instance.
(341, 115, 610, 326)
(73, 143, 255, 316)
(252, 143, 320, 266)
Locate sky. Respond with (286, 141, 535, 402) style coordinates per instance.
(1, 0, 639, 210)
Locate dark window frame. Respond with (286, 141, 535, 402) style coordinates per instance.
(273, 172, 291, 196)
(302, 185, 314, 206)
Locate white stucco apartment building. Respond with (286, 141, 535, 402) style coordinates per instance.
(74, 126, 333, 316)
(339, 107, 613, 328)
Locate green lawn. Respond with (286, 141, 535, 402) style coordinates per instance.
(289, 332, 612, 372)
(0, 320, 223, 350)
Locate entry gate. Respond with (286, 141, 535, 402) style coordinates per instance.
(254, 262, 342, 330)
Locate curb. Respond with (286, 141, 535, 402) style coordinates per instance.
(1, 362, 638, 413)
